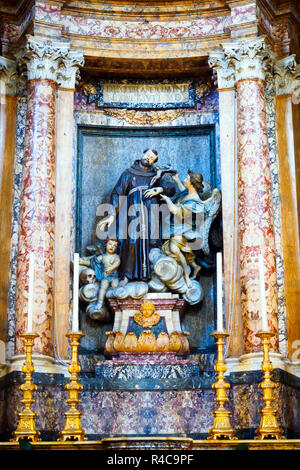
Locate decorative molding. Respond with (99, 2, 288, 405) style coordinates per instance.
(274, 55, 300, 101)
(8, 354, 69, 376)
(102, 108, 186, 125)
(0, 56, 17, 95)
(16, 35, 84, 85)
(226, 352, 300, 379)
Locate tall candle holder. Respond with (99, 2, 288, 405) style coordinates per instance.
(10, 333, 41, 442)
(58, 331, 87, 441)
(207, 331, 237, 440)
(254, 331, 285, 440)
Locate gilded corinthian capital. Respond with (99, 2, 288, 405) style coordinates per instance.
(16, 35, 84, 86)
(222, 36, 273, 82)
(209, 37, 273, 85)
(274, 55, 300, 100)
(57, 50, 85, 89)
(208, 48, 235, 89)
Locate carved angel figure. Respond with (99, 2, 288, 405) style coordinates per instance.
(160, 170, 221, 287)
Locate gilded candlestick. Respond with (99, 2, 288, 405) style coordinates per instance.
(254, 331, 285, 440)
(207, 331, 237, 440)
(10, 333, 41, 442)
(58, 331, 87, 441)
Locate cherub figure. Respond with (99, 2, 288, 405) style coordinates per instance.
(133, 302, 161, 328)
(79, 238, 120, 311)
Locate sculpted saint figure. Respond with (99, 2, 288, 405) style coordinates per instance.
(79, 238, 120, 310)
(98, 149, 175, 284)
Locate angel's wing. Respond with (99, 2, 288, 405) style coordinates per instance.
(199, 189, 221, 255)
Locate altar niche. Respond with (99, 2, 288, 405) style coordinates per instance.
(76, 125, 221, 364)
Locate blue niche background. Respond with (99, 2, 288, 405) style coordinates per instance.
(76, 125, 220, 358)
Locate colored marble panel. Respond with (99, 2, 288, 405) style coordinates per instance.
(7, 97, 27, 359)
(276, 95, 300, 358)
(265, 93, 288, 356)
(4, 370, 300, 439)
(15, 79, 56, 355)
(236, 79, 278, 353)
(0, 94, 17, 343)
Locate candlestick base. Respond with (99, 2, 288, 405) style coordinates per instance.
(58, 331, 88, 441)
(207, 331, 237, 440)
(10, 333, 41, 442)
(254, 331, 285, 440)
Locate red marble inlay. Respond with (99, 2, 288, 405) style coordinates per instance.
(15, 79, 56, 355)
(236, 78, 278, 353)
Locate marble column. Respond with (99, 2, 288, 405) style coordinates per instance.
(0, 58, 17, 357)
(208, 50, 243, 357)
(14, 37, 82, 357)
(222, 37, 279, 353)
(274, 56, 300, 358)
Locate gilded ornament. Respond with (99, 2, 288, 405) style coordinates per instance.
(105, 331, 117, 354)
(195, 81, 212, 102)
(157, 333, 170, 352)
(103, 108, 185, 126)
(124, 333, 138, 352)
(178, 332, 190, 354)
(113, 331, 125, 352)
(169, 331, 182, 352)
(80, 81, 98, 96)
(137, 330, 157, 352)
(133, 302, 160, 328)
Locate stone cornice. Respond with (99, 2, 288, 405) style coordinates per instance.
(59, 0, 229, 21)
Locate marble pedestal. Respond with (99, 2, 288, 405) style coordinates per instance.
(105, 293, 190, 355)
(95, 352, 201, 388)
